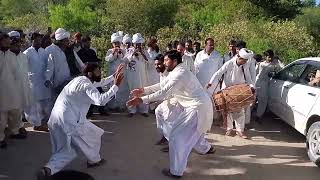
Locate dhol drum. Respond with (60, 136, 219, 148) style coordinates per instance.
(212, 84, 255, 113)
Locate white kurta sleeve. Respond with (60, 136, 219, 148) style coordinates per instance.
(144, 83, 161, 94)
(209, 62, 229, 85)
(244, 65, 255, 88)
(194, 53, 200, 74)
(45, 54, 54, 81)
(141, 74, 181, 103)
(93, 75, 114, 87)
(105, 50, 117, 62)
(249, 58, 256, 83)
(86, 84, 119, 106)
(143, 50, 152, 63)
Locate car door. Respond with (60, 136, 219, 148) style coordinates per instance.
(268, 61, 307, 124)
(268, 77, 286, 120)
(285, 62, 320, 129)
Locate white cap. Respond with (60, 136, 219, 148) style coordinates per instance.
(132, 33, 144, 44)
(55, 28, 70, 41)
(111, 32, 122, 43)
(8, 31, 20, 38)
(122, 34, 132, 44)
(118, 31, 124, 37)
(238, 48, 254, 60)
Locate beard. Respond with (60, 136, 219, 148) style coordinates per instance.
(156, 66, 165, 73)
(166, 66, 173, 72)
(92, 74, 102, 82)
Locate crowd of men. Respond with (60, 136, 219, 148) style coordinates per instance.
(0, 27, 283, 179)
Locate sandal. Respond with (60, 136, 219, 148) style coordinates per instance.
(225, 129, 233, 136)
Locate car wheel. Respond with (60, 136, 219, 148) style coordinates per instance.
(306, 121, 320, 167)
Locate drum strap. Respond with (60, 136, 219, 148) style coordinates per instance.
(241, 66, 247, 82)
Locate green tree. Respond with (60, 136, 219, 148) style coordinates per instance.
(302, 0, 317, 7)
(295, 7, 320, 43)
(103, 0, 178, 36)
(49, 0, 99, 34)
(250, 0, 303, 20)
(0, 0, 34, 19)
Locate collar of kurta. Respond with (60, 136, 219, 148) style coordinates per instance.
(232, 56, 243, 67)
(204, 50, 217, 57)
(172, 63, 185, 72)
(52, 43, 65, 53)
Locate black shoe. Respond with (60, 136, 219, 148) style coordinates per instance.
(34, 126, 49, 132)
(87, 111, 93, 118)
(10, 128, 28, 139)
(256, 117, 263, 124)
(22, 117, 28, 122)
(128, 113, 134, 118)
(155, 136, 168, 146)
(160, 146, 169, 153)
(87, 159, 106, 168)
(36, 167, 51, 180)
(161, 168, 182, 178)
(141, 113, 149, 117)
(205, 146, 216, 155)
(99, 109, 110, 116)
(0, 140, 7, 149)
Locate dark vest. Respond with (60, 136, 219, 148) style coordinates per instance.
(65, 47, 81, 76)
(77, 48, 100, 64)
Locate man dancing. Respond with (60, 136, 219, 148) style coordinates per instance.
(127, 50, 215, 178)
(37, 64, 124, 179)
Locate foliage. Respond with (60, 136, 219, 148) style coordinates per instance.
(295, 7, 320, 44)
(4, 13, 49, 33)
(249, 0, 303, 20)
(0, 0, 319, 64)
(102, 0, 179, 37)
(201, 20, 315, 64)
(48, 0, 99, 34)
(302, 0, 317, 7)
(0, 0, 34, 19)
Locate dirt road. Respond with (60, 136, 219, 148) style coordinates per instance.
(0, 113, 319, 180)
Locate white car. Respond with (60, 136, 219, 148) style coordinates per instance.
(268, 57, 320, 167)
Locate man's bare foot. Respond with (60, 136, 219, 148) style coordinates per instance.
(236, 131, 248, 139)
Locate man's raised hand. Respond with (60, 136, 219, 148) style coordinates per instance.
(114, 70, 124, 86)
(130, 88, 144, 97)
(113, 64, 125, 78)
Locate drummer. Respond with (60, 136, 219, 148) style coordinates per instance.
(206, 48, 255, 139)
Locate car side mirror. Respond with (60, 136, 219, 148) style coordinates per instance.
(268, 71, 276, 78)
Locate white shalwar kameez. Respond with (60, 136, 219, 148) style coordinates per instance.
(143, 71, 183, 140)
(221, 52, 236, 89)
(182, 54, 195, 73)
(194, 50, 223, 91)
(147, 48, 160, 85)
(16, 52, 33, 109)
(24, 47, 51, 126)
(125, 48, 150, 114)
(0, 50, 29, 141)
(45, 43, 71, 90)
(209, 56, 254, 133)
(244, 57, 256, 125)
(255, 61, 281, 118)
(45, 75, 118, 175)
(105, 48, 128, 109)
(141, 64, 213, 176)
